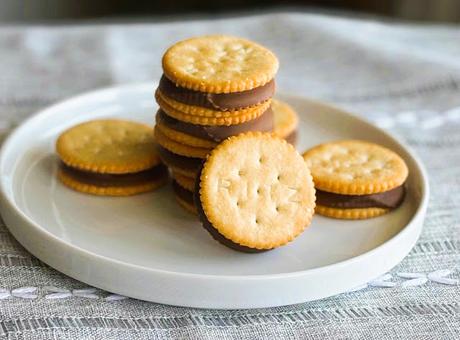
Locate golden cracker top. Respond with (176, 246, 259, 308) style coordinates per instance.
(56, 119, 160, 174)
(199, 132, 316, 250)
(162, 35, 279, 94)
(303, 140, 408, 195)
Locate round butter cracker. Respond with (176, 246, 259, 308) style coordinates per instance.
(58, 168, 168, 196)
(315, 205, 388, 219)
(56, 119, 160, 174)
(154, 125, 211, 159)
(173, 172, 195, 191)
(198, 132, 316, 251)
(272, 99, 298, 140)
(156, 89, 271, 117)
(172, 180, 197, 215)
(175, 194, 198, 215)
(156, 90, 269, 126)
(303, 140, 408, 195)
(162, 35, 279, 93)
(155, 121, 217, 149)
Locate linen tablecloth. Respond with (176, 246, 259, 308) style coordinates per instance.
(0, 12, 459, 339)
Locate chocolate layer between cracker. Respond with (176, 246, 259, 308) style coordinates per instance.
(156, 108, 274, 143)
(159, 75, 275, 110)
(172, 180, 195, 206)
(60, 162, 168, 187)
(156, 145, 202, 174)
(316, 185, 405, 209)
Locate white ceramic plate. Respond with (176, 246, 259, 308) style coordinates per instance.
(0, 83, 428, 309)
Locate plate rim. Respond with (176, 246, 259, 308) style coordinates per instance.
(0, 82, 429, 307)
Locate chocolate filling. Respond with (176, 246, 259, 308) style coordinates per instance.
(60, 163, 168, 187)
(158, 75, 275, 110)
(172, 181, 195, 205)
(316, 185, 405, 209)
(156, 145, 202, 173)
(156, 108, 274, 143)
(194, 165, 267, 253)
(285, 130, 298, 146)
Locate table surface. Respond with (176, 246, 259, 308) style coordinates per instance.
(0, 12, 459, 340)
